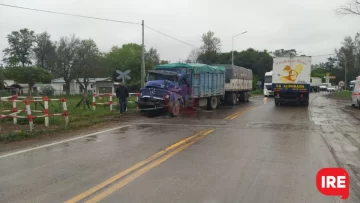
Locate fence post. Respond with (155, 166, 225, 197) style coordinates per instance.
(109, 95, 113, 111)
(43, 96, 49, 127)
(12, 95, 17, 124)
(61, 98, 69, 127)
(92, 93, 96, 110)
(25, 100, 34, 132)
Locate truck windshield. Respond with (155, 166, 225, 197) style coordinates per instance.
(264, 76, 272, 83)
(147, 72, 177, 82)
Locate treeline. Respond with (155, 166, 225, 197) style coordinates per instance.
(311, 32, 360, 84)
(0, 28, 165, 95)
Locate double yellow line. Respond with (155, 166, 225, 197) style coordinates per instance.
(65, 129, 215, 203)
(224, 105, 259, 120)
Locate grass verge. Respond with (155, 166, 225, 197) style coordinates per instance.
(327, 91, 352, 100)
(0, 95, 137, 142)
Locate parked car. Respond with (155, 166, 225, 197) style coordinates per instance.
(326, 86, 336, 92)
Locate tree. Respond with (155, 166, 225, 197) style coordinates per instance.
(3, 66, 52, 95)
(198, 31, 221, 64)
(159, 60, 169, 64)
(271, 49, 298, 57)
(103, 44, 160, 88)
(187, 48, 201, 63)
(336, 0, 360, 16)
(2, 28, 35, 67)
(33, 32, 56, 70)
(146, 48, 160, 66)
(336, 36, 357, 82)
(0, 69, 6, 89)
(54, 35, 81, 95)
(74, 39, 100, 109)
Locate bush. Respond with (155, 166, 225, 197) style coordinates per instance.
(40, 86, 55, 96)
(0, 90, 11, 97)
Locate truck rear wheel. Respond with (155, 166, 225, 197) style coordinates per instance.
(207, 96, 218, 110)
(245, 92, 249, 102)
(231, 93, 237, 105)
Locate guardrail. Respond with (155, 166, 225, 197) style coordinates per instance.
(0, 95, 69, 131)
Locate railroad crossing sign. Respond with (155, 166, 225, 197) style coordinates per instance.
(338, 81, 345, 87)
(116, 70, 131, 83)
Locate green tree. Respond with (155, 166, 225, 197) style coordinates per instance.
(271, 49, 298, 57)
(33, 32, 56, 70)
(187, 48, 201, 63)
(103, 43, 160, 87)
(54, 35, 81, 95)
(0, 69, 6, 89)
(160, 60, 169, 64)
(74, 39, 100, 109)
(4, 66, 52, 95)
(198, 31, 221, 64)
(2, 28, 35, 67)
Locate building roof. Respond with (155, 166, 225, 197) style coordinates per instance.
(51, 77, 111, 83)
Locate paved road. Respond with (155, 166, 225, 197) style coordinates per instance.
(0, 93, 359, 203)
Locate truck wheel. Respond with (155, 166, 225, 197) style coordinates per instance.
(231, 93, 237, 105)
(169, 100, 180, 117)
(207, 96, 218, 110)
(245, 92, 249, 102)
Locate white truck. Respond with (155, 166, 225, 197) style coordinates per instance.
(310, 77, 321, 92)
(272, 56, 312, 106)
(264, 71, 273, 96)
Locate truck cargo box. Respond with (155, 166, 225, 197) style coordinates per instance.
(155, 63, 225, 98)
(214, 64, 253, 91)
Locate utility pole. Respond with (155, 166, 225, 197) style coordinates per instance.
(141, 20, 145, 88)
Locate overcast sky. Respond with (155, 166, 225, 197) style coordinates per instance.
(0, 0, 359, 65)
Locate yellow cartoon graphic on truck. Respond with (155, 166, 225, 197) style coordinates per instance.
(280, 64, 303, 83)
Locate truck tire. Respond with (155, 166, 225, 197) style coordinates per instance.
(169, 100, 180, 117)
(231, 93, 237, 105)
(207, 96, 218, 110)
(245, 92, 249, 102)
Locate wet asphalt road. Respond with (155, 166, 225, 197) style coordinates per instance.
(0, 93, 360, 203)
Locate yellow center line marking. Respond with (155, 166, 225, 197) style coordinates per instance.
(224, 105, 259, 120)
(84, 129, 215, 203)
(65, 129, 207, 203)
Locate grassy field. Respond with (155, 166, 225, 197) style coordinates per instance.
(0, 94, 137, 141)
(251, 90, 263, 95)
(327, 91, 352, 100)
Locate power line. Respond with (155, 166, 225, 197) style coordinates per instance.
(0, 3, 140, 25)
(310, 53, 336, 57)
(144, 25, 197, 48)
(0, 3, 197, 48)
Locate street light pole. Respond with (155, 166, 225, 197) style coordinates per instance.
(231, 31, 247, 67)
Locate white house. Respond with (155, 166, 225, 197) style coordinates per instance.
(51, 77, 115, 95)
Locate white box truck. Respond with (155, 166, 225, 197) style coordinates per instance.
(272, 56, 312, 106)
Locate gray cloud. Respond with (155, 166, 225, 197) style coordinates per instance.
(0, 0, 359, 65)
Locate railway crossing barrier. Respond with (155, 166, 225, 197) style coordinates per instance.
(92, 93, 137, 111)
(0, 95, 69, 132)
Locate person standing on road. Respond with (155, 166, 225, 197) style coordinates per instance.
(116, 83, 129, 116)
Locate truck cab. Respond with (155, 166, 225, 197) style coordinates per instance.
(264, 71, 273, 97)
(136, 70, 188, 116)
